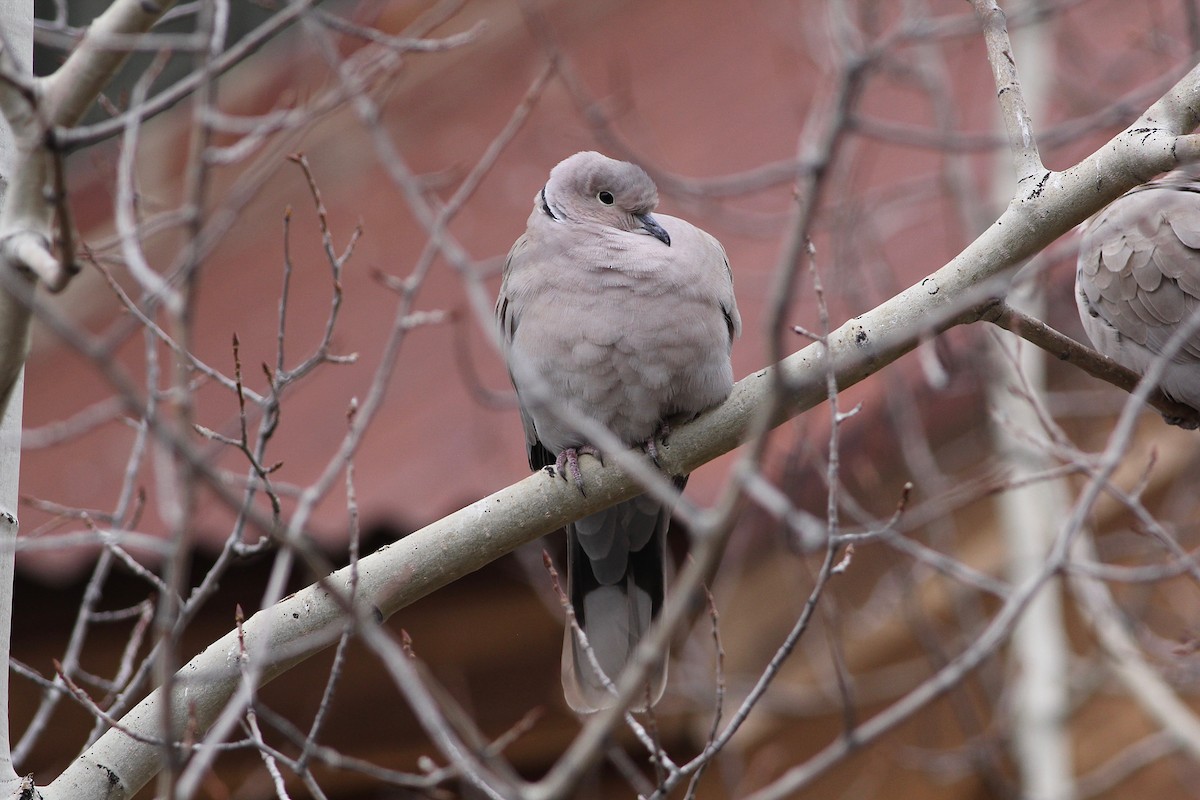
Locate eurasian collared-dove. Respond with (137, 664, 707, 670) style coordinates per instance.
(497, 151, 741, 713)
(1076, 167, 1200, 417)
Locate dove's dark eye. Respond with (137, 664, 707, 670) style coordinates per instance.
(597, 191, 614, 205)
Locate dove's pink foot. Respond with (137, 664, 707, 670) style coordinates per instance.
(643, 422, 672, 467)
(555, 445, 603, 494)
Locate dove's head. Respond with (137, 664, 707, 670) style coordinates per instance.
(540, 151, 671, 246)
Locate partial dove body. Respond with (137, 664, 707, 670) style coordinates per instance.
(1076, 168, 1200, 414)
(501, 211, 738, 453)
(497, 151, 740, 712)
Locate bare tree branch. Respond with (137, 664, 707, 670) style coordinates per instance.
(3, 2, 1200, 798)
(25, 55, 1200, 796)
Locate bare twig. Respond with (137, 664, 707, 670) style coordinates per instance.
(984, 301, 1200, 428)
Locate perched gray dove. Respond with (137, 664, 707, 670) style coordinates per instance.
(497, 151, 741, 712)
(1076, 167, 1200, 421)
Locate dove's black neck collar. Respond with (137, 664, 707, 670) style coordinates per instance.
(540, 186, 559, 220)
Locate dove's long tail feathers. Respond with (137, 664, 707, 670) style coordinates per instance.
(562, 494, 673, 713)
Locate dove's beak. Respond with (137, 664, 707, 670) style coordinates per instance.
(636, 213, 671, 246)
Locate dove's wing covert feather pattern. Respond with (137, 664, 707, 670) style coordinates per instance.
(1077, 169, 1200, 412)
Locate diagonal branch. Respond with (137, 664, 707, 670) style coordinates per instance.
(972, 0, 1044, 177)
(39, 0, 179, 128)
(984, 301, 1200, 427)
(0, 0, 178, 403)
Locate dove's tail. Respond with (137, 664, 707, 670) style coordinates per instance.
(561, 487, 680, 714)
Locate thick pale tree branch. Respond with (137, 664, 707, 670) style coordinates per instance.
(973, 0, 1044, 177)
(979, 4, 1075, 797)
(0, 3, 174, 798)
(0, 1, 32, 795)
(39, 0, 179, 128)
(0, 0, 177, 406)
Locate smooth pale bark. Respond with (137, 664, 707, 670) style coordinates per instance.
(0, 0, 179, 410)
(0, 3, 176, 798)
(0, 1, 31, 794)
(995, 285, 1075, 800)
(986, 3, 1075, 798)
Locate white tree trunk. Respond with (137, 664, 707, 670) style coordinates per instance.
(0, 2, 171, 797)
(988, 3, 1075, 798)
(0, 0, 32, 793)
